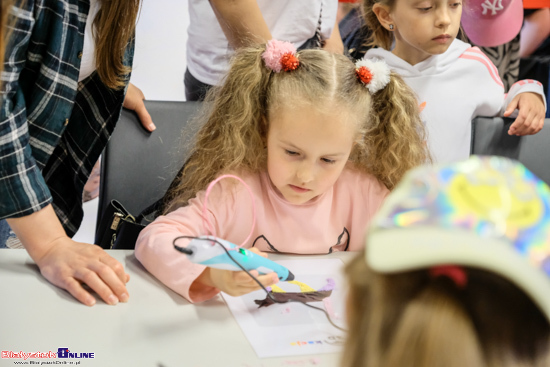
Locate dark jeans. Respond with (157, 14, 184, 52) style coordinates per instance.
(184, 68, 213, 102)
(0, 219, 15, 248)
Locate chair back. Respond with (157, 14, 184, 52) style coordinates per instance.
(471, 116, 550, 185)
(95, 101, 202, 242)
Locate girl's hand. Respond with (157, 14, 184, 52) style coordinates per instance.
(197, 248, 279, 297)
(209, 268, 279, 297)
(505, 92, 545, 136)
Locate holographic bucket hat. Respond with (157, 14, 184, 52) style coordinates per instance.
(366, 156, 550, 320)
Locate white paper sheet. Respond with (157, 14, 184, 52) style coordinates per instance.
(221, 259, 347, 358)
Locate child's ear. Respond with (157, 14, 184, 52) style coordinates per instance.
(373, 3, 394, 31)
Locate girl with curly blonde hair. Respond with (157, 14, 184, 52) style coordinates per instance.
(136, 40, 430, 303)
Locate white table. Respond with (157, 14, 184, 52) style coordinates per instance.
(0, 249, 355, 367)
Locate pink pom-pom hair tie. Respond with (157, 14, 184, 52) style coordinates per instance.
(262, 39, 299, 73)
(355, 58, 391, 94)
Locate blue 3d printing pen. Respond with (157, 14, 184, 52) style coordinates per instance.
(173, 236, 294, 281)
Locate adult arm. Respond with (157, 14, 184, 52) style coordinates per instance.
(209, 0, 272, 49)
(6, 205, 129, 306)
(520, 9, 550, 58)
(1, 2, 129, 306)
(322, 18, 344, 54)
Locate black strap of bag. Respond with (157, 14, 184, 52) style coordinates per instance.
(95, 198, 162, 250)
(297, 3, 324, 51)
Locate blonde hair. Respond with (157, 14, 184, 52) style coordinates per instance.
(342, 250, 550, 367)
(164, 44, 430, 212)
(94, 0, 140, 89)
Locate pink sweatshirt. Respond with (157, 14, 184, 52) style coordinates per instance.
(135, 168, 388, 303)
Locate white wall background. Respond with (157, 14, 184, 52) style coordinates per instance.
(74, 0, 190, 242)
(131, 0, 189, 102)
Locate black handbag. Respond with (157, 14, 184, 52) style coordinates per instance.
(95, 159, 187, 250)
(95, 199, 161, 250)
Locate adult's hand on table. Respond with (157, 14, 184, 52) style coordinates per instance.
(34, 237, 130, 307)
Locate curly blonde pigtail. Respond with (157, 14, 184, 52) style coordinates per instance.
(351, 72, 431, 190)
(164, 46, 271, 212)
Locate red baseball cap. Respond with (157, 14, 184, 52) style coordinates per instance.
(461, 0, 524, 47)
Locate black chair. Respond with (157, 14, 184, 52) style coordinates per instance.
(95, 101, 202, 244)
(471, 116, 550, 185)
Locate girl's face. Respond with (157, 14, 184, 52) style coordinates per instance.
(266, 104, 357, 205)
(381, 0, 462, 65)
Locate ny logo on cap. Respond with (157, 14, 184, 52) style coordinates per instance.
(481, 0, 504, 15)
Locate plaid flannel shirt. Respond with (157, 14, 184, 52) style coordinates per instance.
(0, 0, 134, 236)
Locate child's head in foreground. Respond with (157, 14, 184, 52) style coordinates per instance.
(343, 156, 550, 367)
(164, 40, 430, 212)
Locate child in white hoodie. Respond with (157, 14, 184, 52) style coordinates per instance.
(361, 0, 547, 163)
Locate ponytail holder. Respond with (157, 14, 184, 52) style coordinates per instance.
(355, 59, 391, 94)
(262, 39, 299, 72)
(429, 265, 467, 289)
